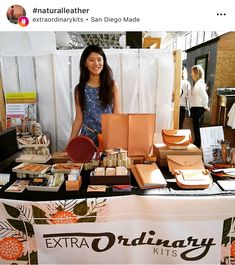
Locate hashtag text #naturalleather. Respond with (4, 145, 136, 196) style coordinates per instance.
(32, 7, 90, 14)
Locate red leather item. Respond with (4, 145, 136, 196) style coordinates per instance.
(66, 136, 100, 163)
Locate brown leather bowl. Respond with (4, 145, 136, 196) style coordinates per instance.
(66, 136, 99, 163)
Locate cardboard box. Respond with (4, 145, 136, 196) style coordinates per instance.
(51, 152, 70, 164)
(153, 143, 202, 167)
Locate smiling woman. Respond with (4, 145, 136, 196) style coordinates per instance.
(67, 45, 120, 147)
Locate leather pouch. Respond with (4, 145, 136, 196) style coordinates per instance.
(102, 114, 156, 157)
(162, 129, 192, 150)
(167, 155, 204, 173)
(175, 169, 212, 189)
(112, 185, 132, 192)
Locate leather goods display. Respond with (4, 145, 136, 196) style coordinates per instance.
(162, 129, 192, 150)
(66, 136, 100, 163)
(131, 163, 166, 189)
(174, 169, 212, 189)
(102, 113, 156, 157)
(153, 143, 202, 167)
(167, 155, 204, 173)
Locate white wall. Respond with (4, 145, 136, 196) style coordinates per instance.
(0, 32, 56, 52)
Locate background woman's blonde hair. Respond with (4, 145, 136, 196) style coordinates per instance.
(191, 65, 205, 81)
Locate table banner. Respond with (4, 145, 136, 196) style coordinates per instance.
(0, 195, 235, 264)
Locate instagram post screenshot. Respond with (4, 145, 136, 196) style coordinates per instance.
(0, 0, 235, 264)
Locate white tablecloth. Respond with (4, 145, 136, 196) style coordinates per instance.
(227, 103, 235, 129)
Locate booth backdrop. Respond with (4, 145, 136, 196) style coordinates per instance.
(0, 49, 174, 151)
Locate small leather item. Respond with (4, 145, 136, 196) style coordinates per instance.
(162, 129, 192, 150)
(112, 185, 132, 192)
(167, 155, 204, 173)
(135, 163, 166, 187)
(66, 136, 100, 163)
(131, 163, 166, 189)
(174, 169, 212, 189)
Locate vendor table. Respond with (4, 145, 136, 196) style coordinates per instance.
(0, 170, 235, 264)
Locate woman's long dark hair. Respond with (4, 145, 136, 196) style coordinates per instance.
(75, 45, 114, 112)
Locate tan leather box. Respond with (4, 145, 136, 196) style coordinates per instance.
(51, 152, 70, 164)
(153, 143, 202, 167)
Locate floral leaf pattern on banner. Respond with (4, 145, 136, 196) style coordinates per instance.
(49, 198, 108, 224)
(56, 205, 63, 211)
(32, 205, 49, 225)
(29, 251, 38, 264)
(73, 200, 88, 216)
(0, 237, 24, 261)
(3, 203, 20, 218)
(78, 212, 97, 223)
(17, 250, 38, 264)
(222, 218, 232, 245)
(221, 217, 235, 265)
(0, 198, 109, 264)
(0, 202, 37, 264)
(17, 253, 29, 261)
(0, 221, 17, 238)
(7, 219, 34, 237)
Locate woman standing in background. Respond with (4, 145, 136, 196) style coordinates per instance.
(190, 65, 209, 148)
(179, 66, 191, 129)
